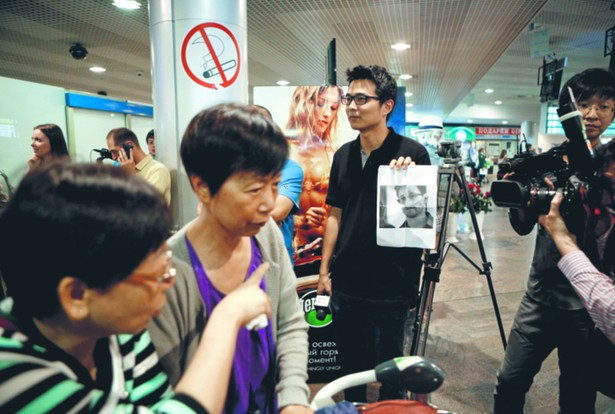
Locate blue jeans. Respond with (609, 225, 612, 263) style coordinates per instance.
(332, 290, 414, 403)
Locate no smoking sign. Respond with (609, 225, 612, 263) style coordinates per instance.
(181, 22, 241, 90)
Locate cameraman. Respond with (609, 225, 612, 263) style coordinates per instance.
(541, 140, 615, 400)
(493, 68, 615, 414)
(540, 191, 614, 345)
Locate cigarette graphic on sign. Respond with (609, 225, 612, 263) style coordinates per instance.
(181, 22, 241, 90)
(204, 60, 237, 78)
(192, 35, 237, 79)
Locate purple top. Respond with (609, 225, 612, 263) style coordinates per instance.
(186, 236, 277, 414)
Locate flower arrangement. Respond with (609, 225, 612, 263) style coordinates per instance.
(449, 192, 467, 214)
(449, 182, 493, 214)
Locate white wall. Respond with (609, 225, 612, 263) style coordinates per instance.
(129, 115, 154, 149)
(71, 108, 126, 163)
(0, 76, 66, 188)
(0, 76, 154, 195)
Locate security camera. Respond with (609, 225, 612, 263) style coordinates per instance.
(69, 43, 88, 60)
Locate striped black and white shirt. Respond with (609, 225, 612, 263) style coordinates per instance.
(0, 298, 207, 413)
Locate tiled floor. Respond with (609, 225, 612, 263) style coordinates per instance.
(309, 203, 615, 413)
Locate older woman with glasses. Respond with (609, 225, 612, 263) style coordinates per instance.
(285, 86, 342, 273)
(148, 104, 311, 414)
(0, 161, 270, 414)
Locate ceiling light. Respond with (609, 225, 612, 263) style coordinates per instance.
(405, 92, 413, 97)
(276, 80, 289, 86)
(502, 120, 508, 124)
(112, 0, 142, 10)
(495, 100, 502, 105)
(485, 88, 494, 93)
(406, 103, 413, 107)
(89, 66, 106, 73)
(391, 43, 410, 51)
(467, 119, 473, 123)
(399, 74, 412, 80)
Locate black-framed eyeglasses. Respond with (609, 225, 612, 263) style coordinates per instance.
(341, 94, 380, 105)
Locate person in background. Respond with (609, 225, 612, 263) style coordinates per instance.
(106, 127, 171, 205)
(319, 64, 430, 403)
(467, 141, 478, 180)
(497, 149, 509, 180)
(27, 123, 69, 170)
(285, 85, 343, 274)
(477, 147, 487, 185)
(146, 129, 156, 158)
(498, 149, 508, 164)
(0, 161, 272, 414)
(493, 67, 615, 414)
(148, 104, 311, 414)
(254, 104, 304, 265)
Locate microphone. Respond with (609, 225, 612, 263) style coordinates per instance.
(557, 86, 593, 178)
(315, 294, 331, 321)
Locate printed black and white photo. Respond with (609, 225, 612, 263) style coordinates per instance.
(377, 165, 438, 248)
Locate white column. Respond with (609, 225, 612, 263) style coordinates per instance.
(149, 0, 248, 227)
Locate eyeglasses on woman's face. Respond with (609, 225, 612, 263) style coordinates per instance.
(341, 94, 380, 106)
(129, 250, 176, 285)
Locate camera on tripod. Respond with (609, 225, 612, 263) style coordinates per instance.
(491, 87, 597, 227)
(436, 140, 462, 161)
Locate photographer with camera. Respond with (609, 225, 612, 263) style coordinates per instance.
(106, 127, 171, 205)
(493, 68, 615, 414)
(540, 139, 615, 399)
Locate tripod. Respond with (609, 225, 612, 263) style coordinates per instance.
(410, 160, 507, 359)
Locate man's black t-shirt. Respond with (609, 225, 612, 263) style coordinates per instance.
(326, 128, 430, 303)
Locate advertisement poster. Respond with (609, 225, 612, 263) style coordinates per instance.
(254, 86, 356, 383)
(253, 86, 356, 277)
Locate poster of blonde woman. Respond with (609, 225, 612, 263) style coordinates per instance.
(254, 85, 355, 276)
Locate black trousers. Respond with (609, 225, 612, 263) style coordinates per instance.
(493, 293, 596, 414)
(331, 290, 414, 404)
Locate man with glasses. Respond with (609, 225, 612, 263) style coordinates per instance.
(573, 69, 615, 152)
(494, 68, 615, 413)
(318, 65, 430, 403)
(394, 185, 434, 229)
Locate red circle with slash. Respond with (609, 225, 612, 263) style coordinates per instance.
(181, 22, 241, 90)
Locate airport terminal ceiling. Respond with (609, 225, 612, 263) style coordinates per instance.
(0, 0, 614, 125)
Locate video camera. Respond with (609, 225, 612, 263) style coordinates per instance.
(436, 140, 462, 161)
(93, 143, 132, 160)
(93, 148, 113, 160)
(491, 87, 596, 225)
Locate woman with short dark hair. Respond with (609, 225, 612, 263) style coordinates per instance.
(0, 161, 271, 413)
(149, 103, 311, 414)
